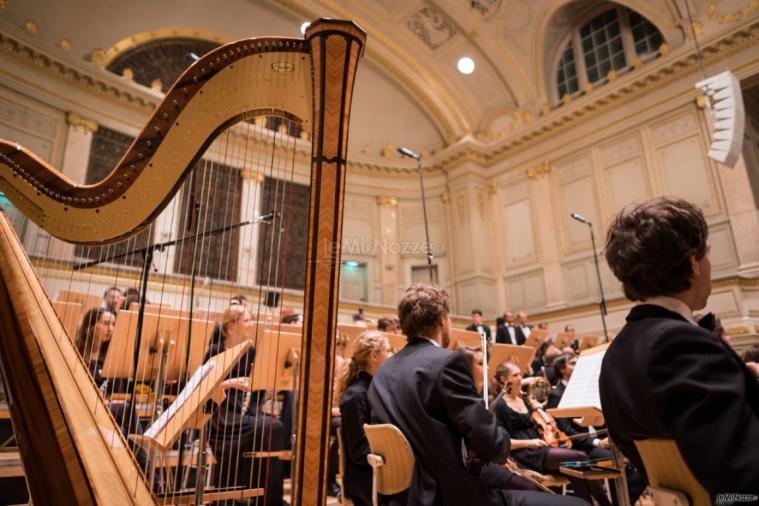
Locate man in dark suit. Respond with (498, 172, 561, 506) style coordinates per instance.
(514, 311, 532, 345)
(600, 196, 759, 500)
(368, 284, 586, 506)
(465, 308, 492, 342)
(496, 311, 524, 345)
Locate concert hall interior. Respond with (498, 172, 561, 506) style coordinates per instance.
(0, 1, 758, 505)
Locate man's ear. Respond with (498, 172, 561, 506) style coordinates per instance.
(690, 254, 700, 277)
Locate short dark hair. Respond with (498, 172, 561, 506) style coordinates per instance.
(471, 309, 483, 316)
(742, 345, 759, 364)
(377, 315, 400, 332)
(605, 196, 708, 301)
(397, 284, 450, 339)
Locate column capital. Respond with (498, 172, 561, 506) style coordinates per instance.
(241, 169, 264, 182)
(527, 161, 552, 180)
(66, 112, 98, 133)
(375, 196, 397, 207)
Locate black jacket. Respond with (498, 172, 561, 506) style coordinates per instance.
(368, 338, 510, 506)
(466, 323, 492, 341)
(339, 371, 374, 506)
(496, 325, 524, 346)
(599, 304, 759, 497)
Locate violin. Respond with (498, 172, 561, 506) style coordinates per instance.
(529, 401, 572, 449)
(504, 380, 572, 449)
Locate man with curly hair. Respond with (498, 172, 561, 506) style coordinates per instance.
(600, 196, 759, 499)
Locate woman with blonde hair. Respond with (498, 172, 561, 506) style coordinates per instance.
(338, 331, 392, 506)
(204, 304, 285, 506)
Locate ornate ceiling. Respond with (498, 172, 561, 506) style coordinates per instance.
(0, 0, 752, 161)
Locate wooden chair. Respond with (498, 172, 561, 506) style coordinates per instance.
(336, 427, 353, 505)
(634, 439, 710, 506)
(363, 424, 415, 506)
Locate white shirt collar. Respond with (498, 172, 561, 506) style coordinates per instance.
(642, 295, 697, 325)
(418, 336, 441, 347)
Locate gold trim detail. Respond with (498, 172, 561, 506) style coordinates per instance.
(527, 161, 551, 180)
(707, 0, 759, 25)
(725, 325, 749, 335)
(65, 112, 98, 133)
(92, 28, 228, 69)
(241, 169, 264, 182)
(375, 196, 397, 207)
(695, 95, 707, 109)
(441, 191, 450, 204)
(58, 39, 72, 53)
(24, 21, 37, 36)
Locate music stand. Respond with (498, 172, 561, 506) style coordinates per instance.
(578, 335, 599, 352)
(547, 342, 630, 506)
(487, 344, 537, 381)
(383, 332, 407, 354)
(524, 328, 548, 349)
(553, 331, 575, 350)
(249, 330, 302, 392)
(52, 300, 82, 343)
(449, 328, 481, 349)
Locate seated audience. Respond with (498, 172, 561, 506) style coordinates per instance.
(338, 331, 392, 506)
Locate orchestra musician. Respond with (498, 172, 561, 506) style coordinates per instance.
(75, 307, 116, 387)
(368, 283, 584, 506)
(491, 362, 611, 505)
(338, 331, 393, 506)
(600, 196, 759, 498)
(204, 304, 286, 505)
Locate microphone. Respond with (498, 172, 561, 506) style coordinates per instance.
(570, 212, 591, 225)
(397, 146, 421, 160)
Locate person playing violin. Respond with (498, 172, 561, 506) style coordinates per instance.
(491, 362, 611, 506)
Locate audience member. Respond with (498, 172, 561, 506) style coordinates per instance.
(466, 308, 492, 342)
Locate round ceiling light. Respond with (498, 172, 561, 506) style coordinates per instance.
(457, 57, 475, 75)
(300, 22, 310, 35)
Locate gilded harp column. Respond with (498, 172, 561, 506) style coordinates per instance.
(293, 20, 366, 505)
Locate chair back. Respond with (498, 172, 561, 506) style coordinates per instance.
(634, 439, 710, 506)
(363, 423, 415, 495)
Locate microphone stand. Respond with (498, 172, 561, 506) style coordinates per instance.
(398, 147, 435, 284)
(581, 220, 609, 343)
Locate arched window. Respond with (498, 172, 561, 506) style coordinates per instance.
(553, 5, 664, 105)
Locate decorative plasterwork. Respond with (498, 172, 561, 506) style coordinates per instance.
(406, 6, 457, 50)
(470, 0, 502, 17)
(90, 28, 228, 68)
(527, 161, 551, 180)
(0, 30, 159, 112)
(707, 0, 759, 25)
(66, 112, 98, 133)
(375, 196, 397, 207)
(24, 21, 36, 36)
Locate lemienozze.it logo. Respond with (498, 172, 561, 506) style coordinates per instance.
(715, 493, 759, 505)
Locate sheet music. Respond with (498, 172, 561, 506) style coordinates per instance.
(558, 350, 604, 409)
(145, 361, 215, 438)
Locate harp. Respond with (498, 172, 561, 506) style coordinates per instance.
(0, 18, 365, 505)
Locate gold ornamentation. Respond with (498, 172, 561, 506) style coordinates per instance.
(659, 43, 669, 55)
(527, 161, 551, 180)
(725, 325, 749, 336)
(151, 79, 163, 92)
(58, 39, 72, 53)
(632, 56, 643, 67)
(607, 70, 617, 82)
(695, 95, 707, 109)
(24, 21, 37, 35)
(375, 196, 397, 207)
(121, 68, 134, 80)
(582, 82, 593, 93)
(540, 103, 550, 116)
(66, 112, 98, 133)
(562, 94, 572, 105)
(93, 28, 228, 69)
(683, 20, 704, 39)
(241, 169, 264, 182)
(488, 184, 497, 196)
(707, 0, 759, 25)
(90, 48, 107, 67)
(381, 144, 395, 157)
(0, 0, 5, 14)
(441, 191, 450, 204)
(522, 109, 533, 123)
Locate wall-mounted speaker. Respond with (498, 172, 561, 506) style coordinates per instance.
(696, 71, 746, 168)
